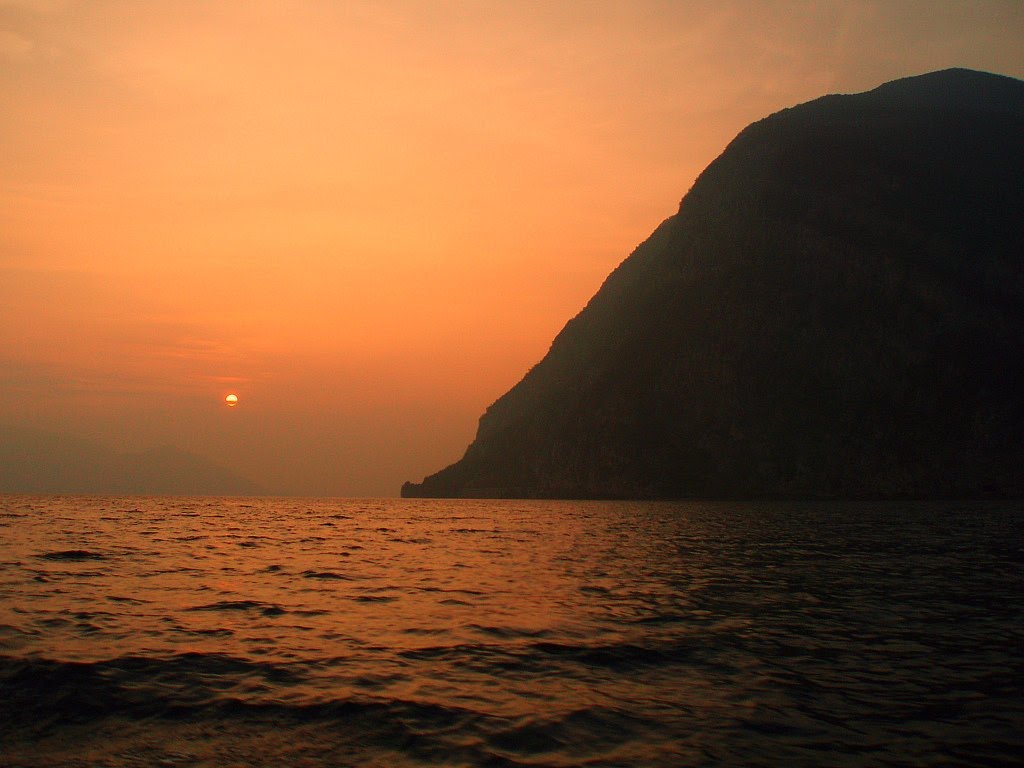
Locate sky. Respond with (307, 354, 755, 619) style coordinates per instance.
(2, 1, 1023, 496)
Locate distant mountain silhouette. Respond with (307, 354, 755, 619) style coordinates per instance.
(0, 426, 264, 496)
(403, 69, 1024, 499)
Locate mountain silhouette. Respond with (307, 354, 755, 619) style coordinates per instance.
(0, 425, 265, 496)
(403, 69, 1024, 499)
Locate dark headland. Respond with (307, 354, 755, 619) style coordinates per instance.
(403, 69, 1024, 500)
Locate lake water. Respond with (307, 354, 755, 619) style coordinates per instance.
(0, 496, 1021, 767)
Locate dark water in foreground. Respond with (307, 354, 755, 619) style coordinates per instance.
(0, 497, 1021, 767)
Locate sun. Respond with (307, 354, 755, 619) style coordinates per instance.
(225, 393, 239, 407)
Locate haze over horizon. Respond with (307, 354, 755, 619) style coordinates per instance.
(3, 1, 1024, 496)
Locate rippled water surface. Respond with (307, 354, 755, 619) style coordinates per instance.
(1, 496, 1022, 767)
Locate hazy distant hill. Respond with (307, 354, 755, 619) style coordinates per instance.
(403, 69, 1024, 499)
(0, 425, 265, 496)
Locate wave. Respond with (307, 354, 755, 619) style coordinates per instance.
(186, 600, 287, 616)
(36, 550, 106, 561)
(301, 570, 350, 580)
(396, 636, 706, 678)
(0, 652, 662, 766)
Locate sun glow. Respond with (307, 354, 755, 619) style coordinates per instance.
(225, 394, 239, 407)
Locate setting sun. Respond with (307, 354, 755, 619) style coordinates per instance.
(225, 394, 239, 407)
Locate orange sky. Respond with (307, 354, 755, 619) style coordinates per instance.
(2, 1, 1023, 495)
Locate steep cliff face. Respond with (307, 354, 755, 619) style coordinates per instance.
(402, 69, 1024, 499)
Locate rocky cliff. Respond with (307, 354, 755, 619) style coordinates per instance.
(403, 69, 1024, 499)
